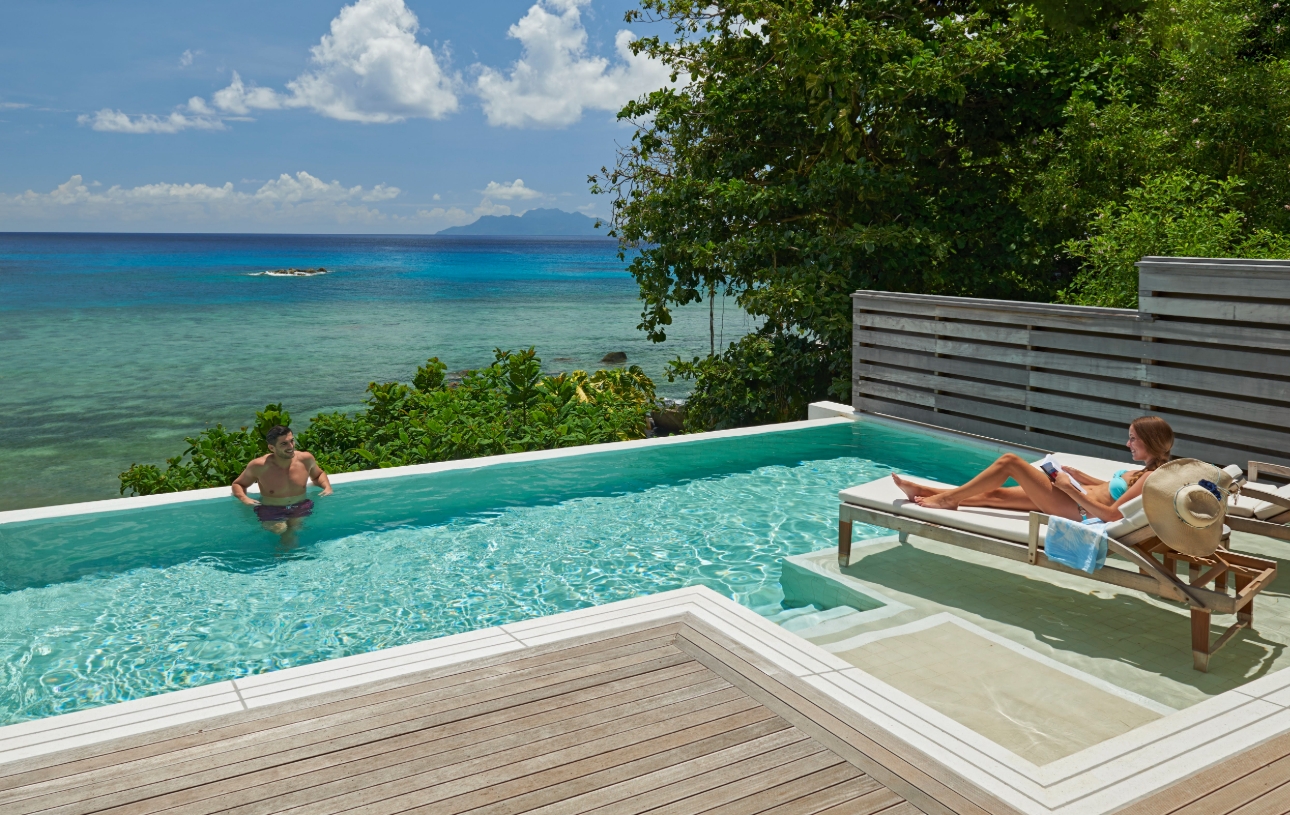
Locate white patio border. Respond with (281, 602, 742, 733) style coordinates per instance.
(4, 406, 1288, 813)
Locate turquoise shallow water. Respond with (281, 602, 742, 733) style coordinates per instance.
(0, 233, 741, 511)
(0, 421, 999, 725)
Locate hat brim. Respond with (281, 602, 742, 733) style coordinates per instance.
(1141, 459, 1226, 557)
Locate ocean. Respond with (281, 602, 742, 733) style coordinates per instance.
(0, 233, 746, 511)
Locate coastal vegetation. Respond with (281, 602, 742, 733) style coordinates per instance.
(119, 349, 656, 496)
(597, 0, 1290, 428)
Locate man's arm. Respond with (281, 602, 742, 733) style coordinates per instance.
(305, 454, 333, 496)
(231, 462, 262, 505)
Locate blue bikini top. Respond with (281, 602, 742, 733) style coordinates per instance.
(1109, 469, 1130, 501)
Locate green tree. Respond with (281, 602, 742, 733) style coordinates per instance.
(1061, 172, 1290, 307)
(598, 0, 1290, 427)
(595, 0, 1090, 419)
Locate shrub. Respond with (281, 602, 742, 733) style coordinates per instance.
(666, 333, 832, 432)
(119, 350, 657, 496)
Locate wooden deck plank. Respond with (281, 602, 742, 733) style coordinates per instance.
(755, 776, 896, 815)
(274, 699, 782, 815)
(629, 752, 846, 815)
(1173, 753, 1290, 815)
(26, 665, 724, 815)
(574, 744, 836, 815)
(442, 717, 797, 815)
(4, 654, 709, 808)
(1224, 781, 1290, 815)
(220, 694, 761, 815)
(697, 764, 864, 815)
(94, 684, 754, 815)
(417, 721, 807, 815)
(0, 626, 684, 788)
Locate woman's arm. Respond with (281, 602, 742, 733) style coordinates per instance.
(1054, 470, 1150, 523)
(1053, 473, 1123, 521)
(1061, 466, 1105, 487)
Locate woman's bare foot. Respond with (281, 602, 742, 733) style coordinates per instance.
(891, 474, 937, 500)
(915, 492, 961, 510)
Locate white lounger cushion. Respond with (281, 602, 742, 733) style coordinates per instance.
(839, 478, 1150, 546)
(1228, 481, 1290, 520)
(839, 452, 1151, 546)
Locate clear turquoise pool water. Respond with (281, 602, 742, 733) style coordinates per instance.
(0, 420, 1001, 725)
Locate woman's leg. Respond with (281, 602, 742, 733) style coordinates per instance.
(892, 477, 1036, 509)
(915, 454, 1082, 518)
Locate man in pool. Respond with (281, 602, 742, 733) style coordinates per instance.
(232, 425, 332, 537)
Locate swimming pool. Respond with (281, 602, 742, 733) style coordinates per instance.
(0, 419, 1003, 725)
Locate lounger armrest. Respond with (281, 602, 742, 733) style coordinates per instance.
(1249, 461, 1290, 482)
(1241, 484, 1290, 510)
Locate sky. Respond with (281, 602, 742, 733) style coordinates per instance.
(0, 0, 671, 233)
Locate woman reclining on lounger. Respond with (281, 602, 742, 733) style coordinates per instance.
(891, 416, 1174, 522)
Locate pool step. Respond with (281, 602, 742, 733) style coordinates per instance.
(791, 607, 873, 640)
(759, 604, 827, 626)
(777, 605, 863, 634)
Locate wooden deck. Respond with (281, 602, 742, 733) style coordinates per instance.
(1, 616, 1289, 815)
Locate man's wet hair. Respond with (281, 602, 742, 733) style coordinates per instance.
(266, 425, 292, 445)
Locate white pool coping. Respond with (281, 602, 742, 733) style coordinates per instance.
(0, 415, 856, 527)
(3, 406, 1280, 813)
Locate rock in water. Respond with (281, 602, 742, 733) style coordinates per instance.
(601, 351, 628, 364)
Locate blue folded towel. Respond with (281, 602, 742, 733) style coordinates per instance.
(1045, 516, 1109, 573)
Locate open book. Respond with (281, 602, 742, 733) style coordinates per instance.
(1035, 454, 1088, 494)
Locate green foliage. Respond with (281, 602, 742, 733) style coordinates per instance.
(1061, 172, 1290, 307)
(668, 332, 832, 432)
(119, 351, 657, 496)
(596, 0, 1290, 420)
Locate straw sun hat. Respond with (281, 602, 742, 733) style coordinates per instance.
(1142, 458, 1233, 557)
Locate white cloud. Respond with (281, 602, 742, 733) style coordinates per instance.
(83, 0, 667, 132)
(282, 0, 458, 123)
(179, 49, 195, 67)
(474, 0, 672, 128)
(0, 172, 400, 227)
(409, 206, 471, 228)
(77, 108, 226, 134)
(474, 198, 511, 216)
(0, 102, 31, 110)
(482, 179, 543, 200)
(211, 72, 284, 115)
(203, 0, 458, 124)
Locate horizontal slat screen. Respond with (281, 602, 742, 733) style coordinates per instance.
(852, 257, 1290, 468)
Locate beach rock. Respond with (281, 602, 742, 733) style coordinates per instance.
(600, 351, 628, 364)
(651, 404, 686, 436)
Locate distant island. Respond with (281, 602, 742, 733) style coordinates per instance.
(437, 208, 607, 237)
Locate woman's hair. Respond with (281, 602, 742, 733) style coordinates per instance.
(1131, 416, 1174, 470)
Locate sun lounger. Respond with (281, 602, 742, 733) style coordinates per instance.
(1226, 461, 1290, 542)
(837, 455, 1278, 672)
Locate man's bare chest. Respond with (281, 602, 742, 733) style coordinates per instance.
(259, 460, 308, 495)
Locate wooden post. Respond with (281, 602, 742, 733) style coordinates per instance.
(838, 519, 852, 568)
(1236, 574, 1254, 630)
(1192, 609, 1211, 673)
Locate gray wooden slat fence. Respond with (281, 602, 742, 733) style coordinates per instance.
(852, 256, 1290, 468)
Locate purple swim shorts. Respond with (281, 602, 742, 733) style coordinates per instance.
(254, 499, 314, 523)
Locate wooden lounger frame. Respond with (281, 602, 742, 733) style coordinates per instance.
(1228, 460, 1290, 542)
(838, 503, 1277, 672)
